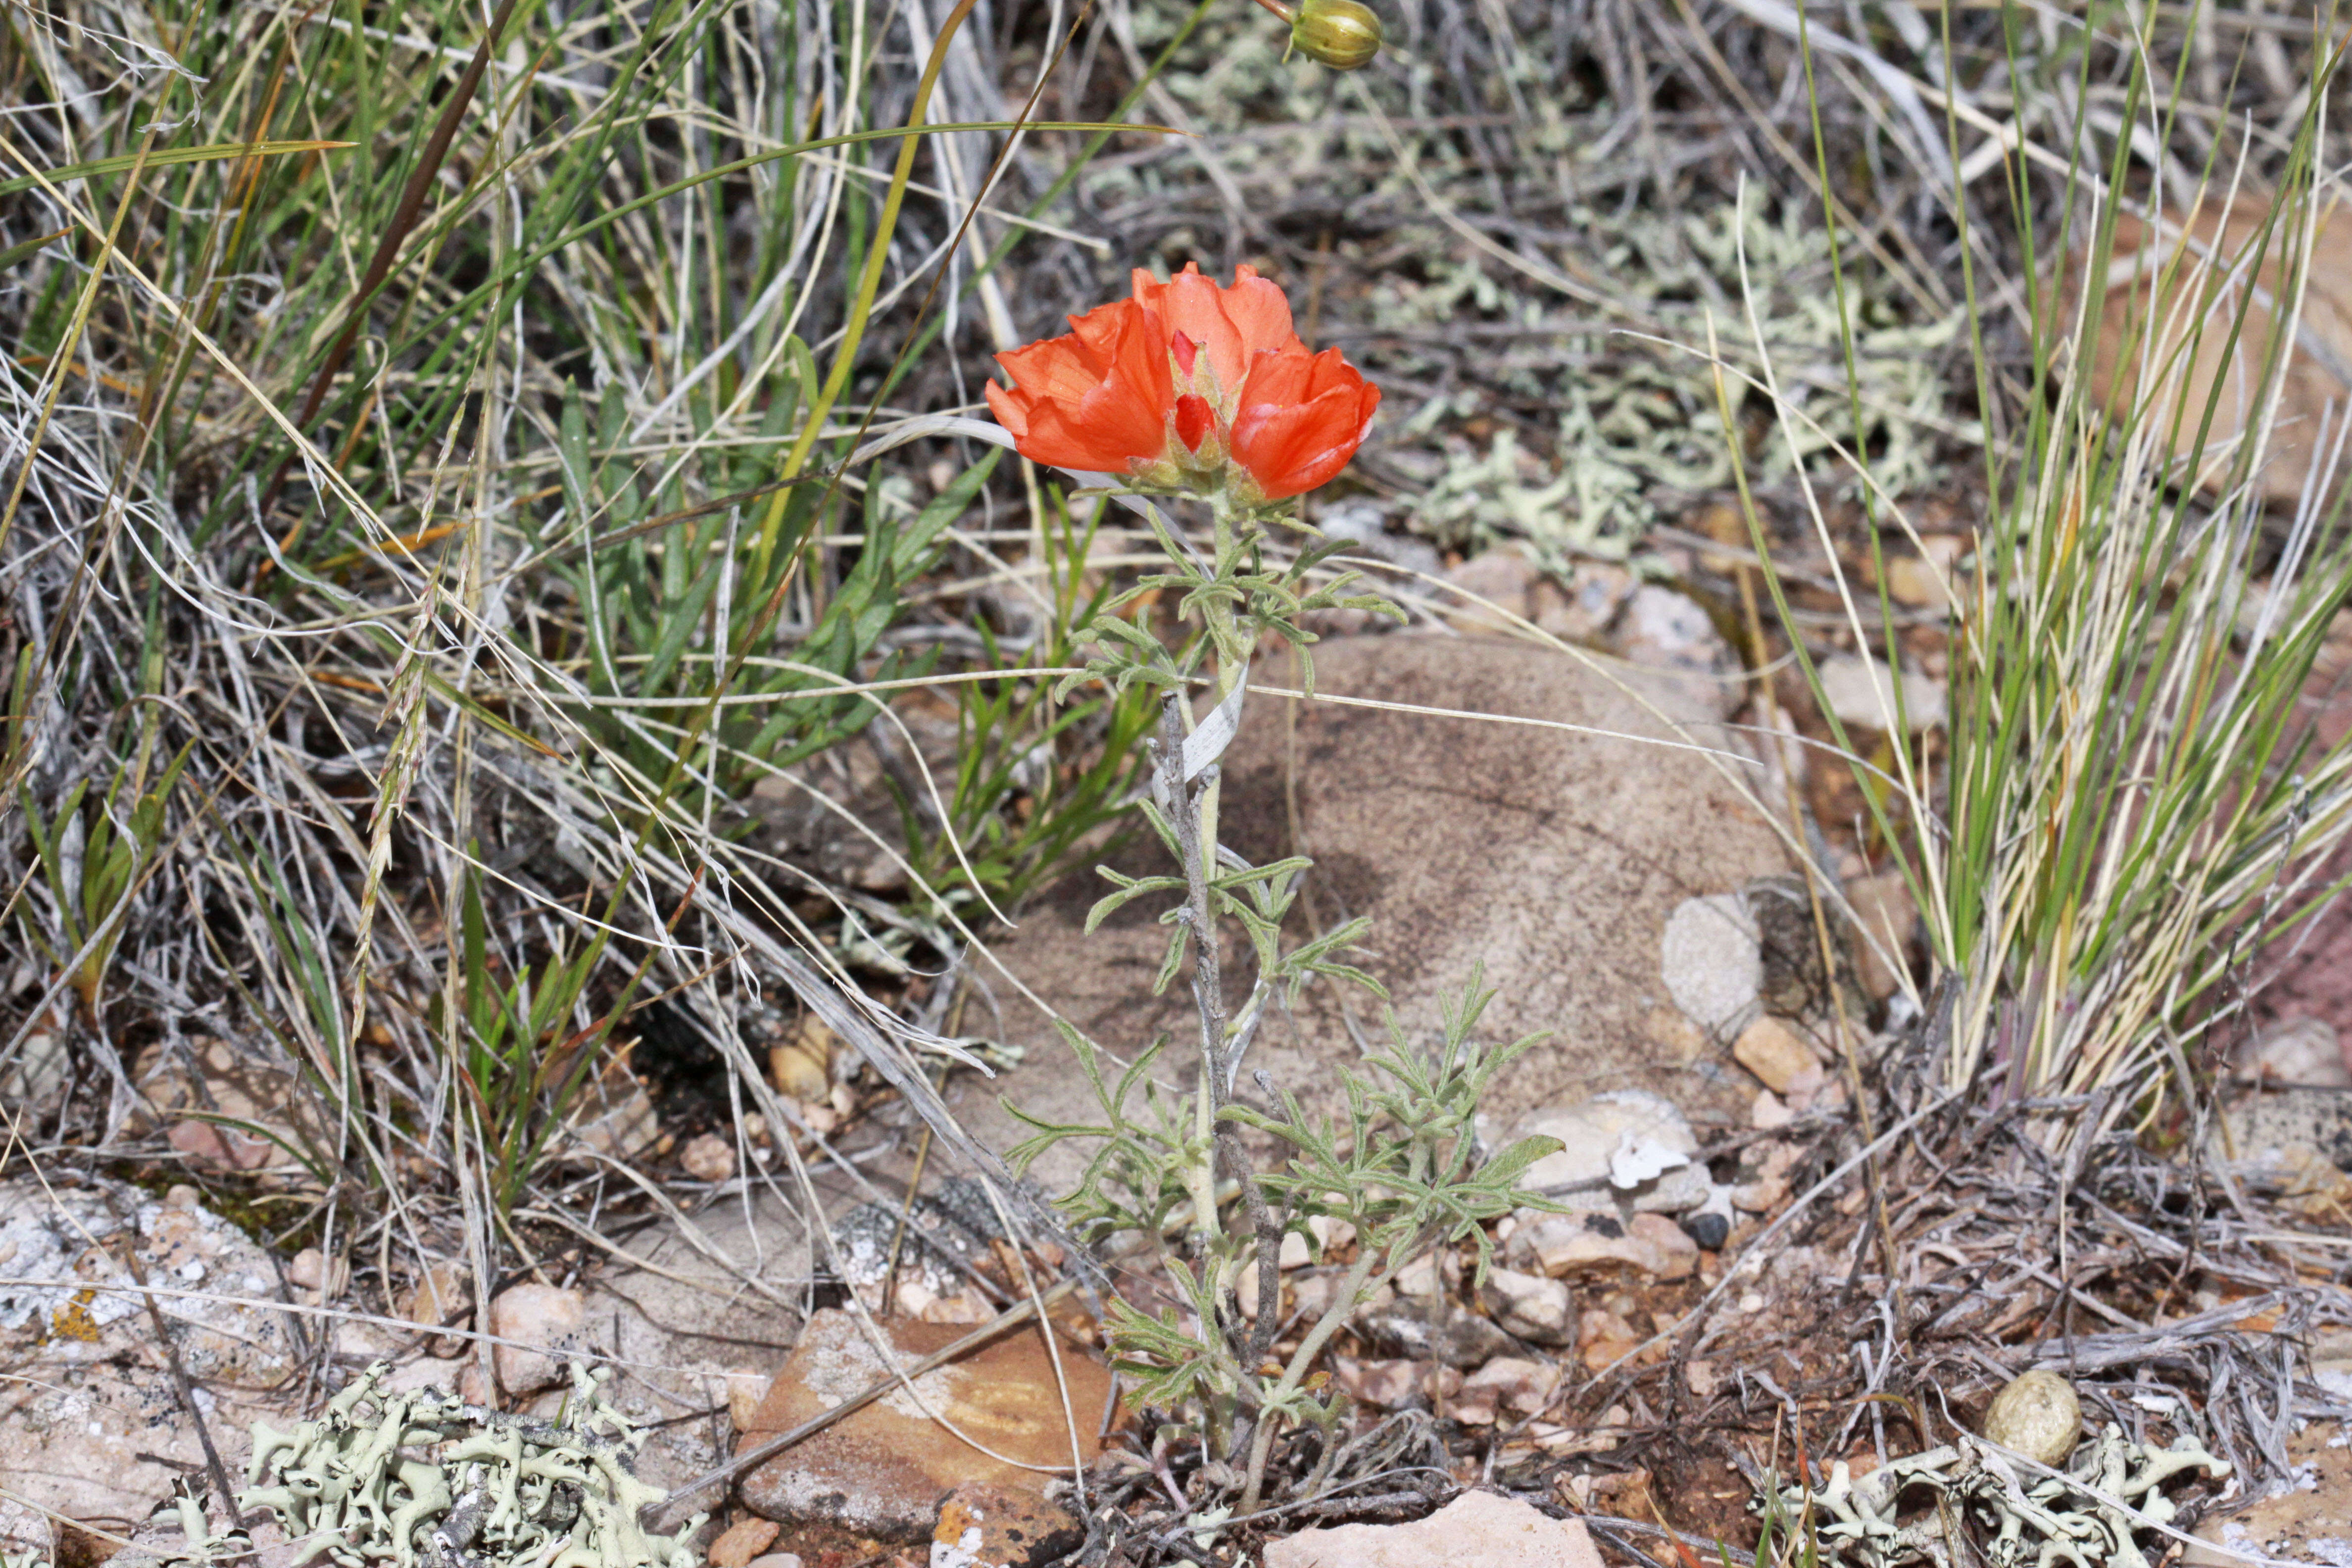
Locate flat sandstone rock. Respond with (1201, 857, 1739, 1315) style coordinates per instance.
(1265, 1489, 1604, 1568)
(737, 1309, 1108, 1540)
(961, 634, 1786, 1187)
(0, 1178, 294, 1537)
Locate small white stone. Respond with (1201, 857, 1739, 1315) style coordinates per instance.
(726, 1368, 773, 1431)
(1734, 1017, 1824, 1097)
(1506, 1210, 1697, 1281)
(1818, 654, 1946, 733)
(1662, 892, 1763, 1039)
(1452, 1355, 1560, 1425)
(2237, 1017, 2350, 1087)
(487, 1282, 589, 1393)
(1479, 1267, 1576, 1346)
(1264, 1487, 1603, 1568)
(1509, 1089, 1702, 1214)
(1444, 547, 1544, 634)
(1615, 586, 1744, 718)
(1307, 1215, 1356, 1253)
(680, 1131, 737, 1183)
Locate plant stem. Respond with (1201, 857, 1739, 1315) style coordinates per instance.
(1160, 531, 1286, 1460)
(1159, 696, 1227, 1253)
(1238, 1247, 1384, 1512)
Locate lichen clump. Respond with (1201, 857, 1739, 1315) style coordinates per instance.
(240, 1362, 703, 1568)
(1764, 1424, 2229, 1568)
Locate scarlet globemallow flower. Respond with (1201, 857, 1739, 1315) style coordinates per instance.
(984, 264, 1380, 507)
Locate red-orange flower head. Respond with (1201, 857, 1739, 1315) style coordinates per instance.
(984, 263, 1380, 507)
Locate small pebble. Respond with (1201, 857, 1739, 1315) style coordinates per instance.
(1680, 1210, 1730, 1251)
(706, 1518, 780, 1568)
(680, 1132, 736, 1183)
(1982, 1370, 2080, 1467)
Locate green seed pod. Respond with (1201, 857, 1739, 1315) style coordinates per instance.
(1290, 0, 1382, 69)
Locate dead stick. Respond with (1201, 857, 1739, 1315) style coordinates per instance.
(119, 1238, 251, 1549)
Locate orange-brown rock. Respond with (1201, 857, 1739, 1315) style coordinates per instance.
(2066, 194, 2352, 506)
(737, 1309, 1109, 1540)
(930, 1480, 1084, 1568)
(706, 1518, 782, 1568)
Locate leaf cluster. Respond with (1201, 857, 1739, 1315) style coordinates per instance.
(1005, 970, 1562, 1419)
(1058, 508, 1401, 703)
(1087, 809, 1378, 1008)
(13, 746, 192, 1014)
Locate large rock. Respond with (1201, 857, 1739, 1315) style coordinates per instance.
(2216, 1085, 2352, 1175)
(737, 1308, 1108, 1540)
(0, 1178, 294, 1534)
(575, 1190, 811, 1489)
(959, 634, 1785, 1187)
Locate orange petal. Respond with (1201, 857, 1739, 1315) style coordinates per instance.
(1103, 295, 1176, 416)
(1009, 393, 1150, 472)
(1159, 265, 1250, 394)
(1230, 356, 1379, 499)
(994, 331, 1105, 405)
(1222, 264, 1305, 360)
(1129, 264, 1304, 397)
(988, 299, 1173, 471)
(1067, 296, 1149, 362)
(984, 380, 1030, 443)
(1235, 343, 1358, 409)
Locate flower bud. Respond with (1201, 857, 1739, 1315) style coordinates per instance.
(1289, 0, 1382, 69)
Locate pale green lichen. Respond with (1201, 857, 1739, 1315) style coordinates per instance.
(1365, 200, 1969, 569)
(1764, 1423, 2230, 1568)
(239, 1362, 704, 1568)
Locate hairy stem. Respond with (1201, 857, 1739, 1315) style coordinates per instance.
(1239, 1246, 1384, 1512)
(1159, 697, 1225, 1251)
(1161, 657, 1283, 1461)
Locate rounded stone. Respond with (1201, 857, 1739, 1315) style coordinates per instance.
(1982, 1370, 2080, 1467)
(1680, 1209, 1730, 1251)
